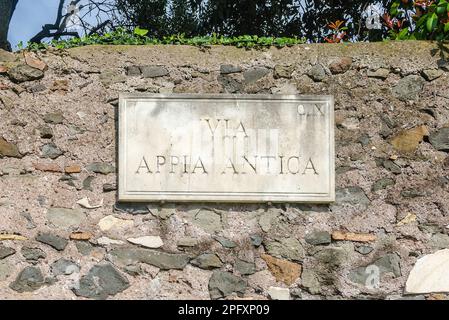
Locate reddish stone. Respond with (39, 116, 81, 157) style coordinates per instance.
(65, 165, 81, 174)
(33, 162, 62, 172)
(24, 51, 48, 71)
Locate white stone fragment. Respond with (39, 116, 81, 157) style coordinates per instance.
(97, 236, 125, 245)
(406, 249, 449, 294)
(77, 197, 103, 209)
(267, 286, 290, 300)
(98, 215, 134, 231)
(127, 236, 164, 248)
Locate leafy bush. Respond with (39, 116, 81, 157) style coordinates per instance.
(387, 0, 449, 40)
(20, 27, 306, 51)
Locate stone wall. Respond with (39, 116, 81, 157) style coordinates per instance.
(1, 41, 449, 300)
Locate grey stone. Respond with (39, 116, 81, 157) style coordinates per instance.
(114, 203, 150, 214)
(43, 112, 64, 124)
(356, 245, 374, 255)
(214, 236, 237, 248)
(82, 176, 95, 191)
(243, 67, 270, 84)
(383, 160, 402, 174)
(99, 70, 126, 86)
(75, 241, 93, 256)
(367, 68, 390, 79)
(60, 174, 76, 184)
(29, 83, 47, 93)
(0, 245, 15, 259)
(109, 248, 190, 270)
(305, 230, 331, 245)
(430, 233, 449, 250)
(438, 59, 449, 71)
(235, 259, 256, 275)
(158, 205, 176, 219)
(218, 74, 242, 93)
(264, 237, 304, 262)
(313, 246, 349, 268)
(349, 253, 401, 285)
(308, 64, 326, 82)
(358, 133, 370, 146)
(73, 263, 129, 299)
(419, 223, 442, 234)
(259, 209, 280, 232)
(103, 183, 117, 192)
(140, 65, 169, 78)
(250, 234, 263, 247)
(86, 162, 115, 174)
(36, 233, 68, 251)
(192, 209, 222, 233)
(220, 64, 242, 74)
(0, 261, 12, 281)
(124, 264, 142, 276)
(10, 119, 27, 127)
(51, 258, 80, 276)
(373, 253, 401, 276)
(401, 188, 426, 198)
(9, 266, 45, 292)
(208, 270, 246, 299)
(300, 269, 321, 294)
(41, 143, 63, 159)
(392, 75, 425, 101)
(380, 127, 392, 140)
(21, 246, 46, 262)
(21, 211, 36, 229)
(47, 207, 86, 229)
(274, 64, 294, 78)
(125, 65, 141, 76)
(37, 125, 53, 139)
(380, 114, 396, 129)
(372, 178, 395, 192)
(177, 237, 197, 247)
(191, 253, 223, 269)
(429, 128, 449, 151)
(335, 186, 370, 209)
(422, 69, 443, 81)
(7, 64, 44, 83)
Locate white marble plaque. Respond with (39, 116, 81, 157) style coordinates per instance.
(118, 94, 334, 202)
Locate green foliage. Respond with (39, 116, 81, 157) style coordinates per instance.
(388, 0, 449, 40)
(133, 27, 149, 37)
(22, 27, 306, 51)
(115, 0, 391, 42)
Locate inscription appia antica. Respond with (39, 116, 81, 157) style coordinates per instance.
(119, 94, 335, 203)
(135, 117, 319, 176)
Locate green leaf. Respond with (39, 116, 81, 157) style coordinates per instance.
(390, 1, 400, 16)
(445, 22, 449, 33)
(398, 28, 409, 40)
(427, 13, 438, 32)
(437, 1, 447, 14)
(134, 27, 149, 37)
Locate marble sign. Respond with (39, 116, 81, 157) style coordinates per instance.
(118, 94, 334, 202)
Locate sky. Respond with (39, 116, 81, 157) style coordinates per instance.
(8, 0, 59, 50)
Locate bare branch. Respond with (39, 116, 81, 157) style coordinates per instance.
(29, 0, 120, 43)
